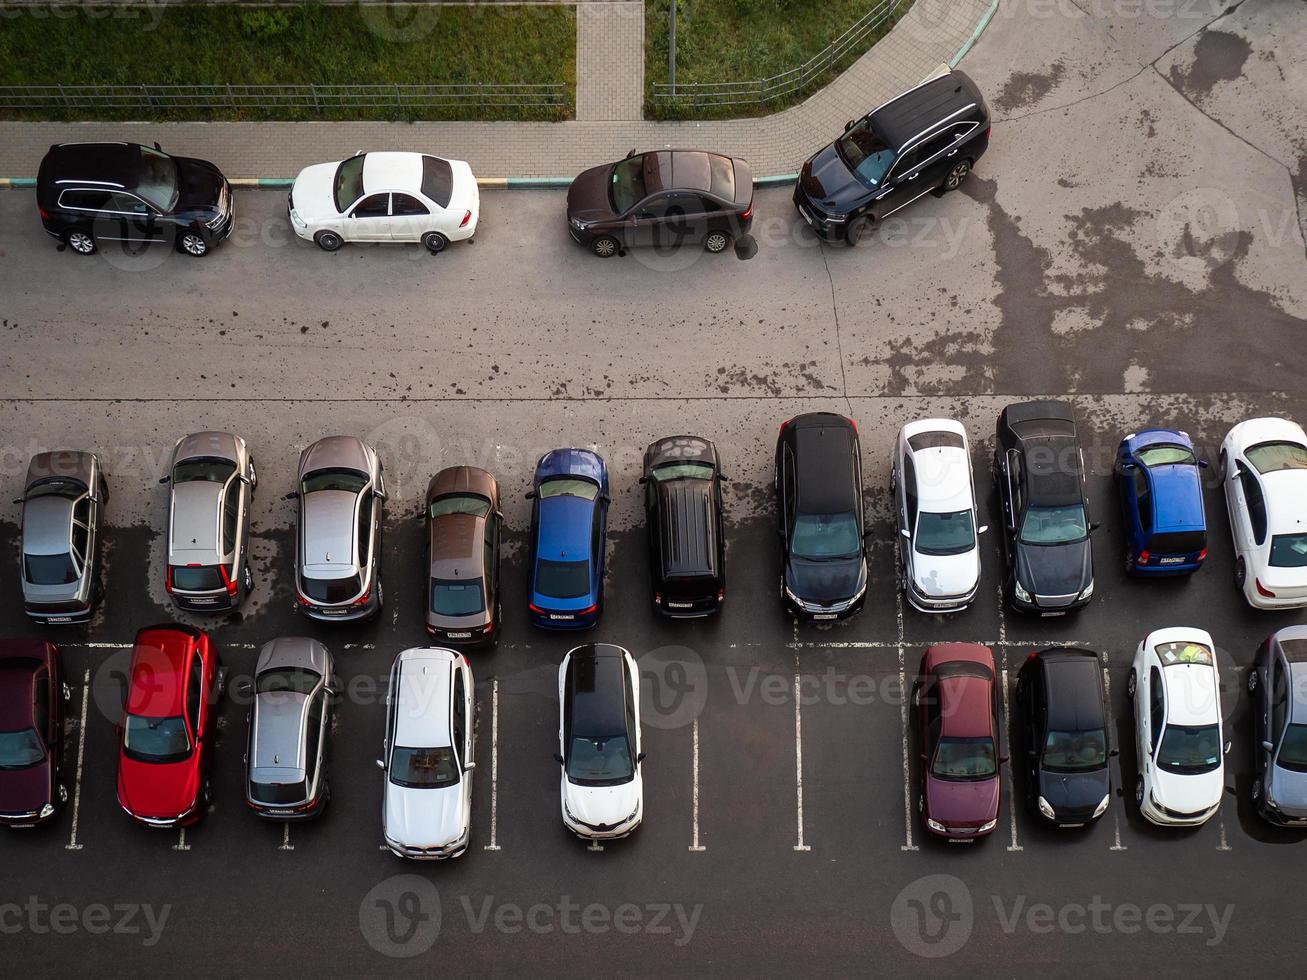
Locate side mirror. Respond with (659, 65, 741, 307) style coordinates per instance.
(1088, 522, 1101, 533)
(601, 495, 612, 504)
(1224, 740, 1233, 755)
(1109, 747, 1120, 758)
(463, 761, 476, 772)
(158, 475, 170, 485)
(12, 497, 21, 505)
(553, 752, 564, 765)
(844, 120, 855, 132)
(1198, 459, 1210, 469)
(1119, 461, 1136, 471)
(637, 752, 647, 762)
(863, 529, 875, 538)
(375, 758, 385, 770)
(1263, 740, 1274, 752)
(999, 754, 1010, 764)
(282, 491, 296, 501)
(977, 525, 990, 534)
(625, 148, 637, 159)
(638, 476, 649, 485)
(236, 681, 252, 697)
(525, 491, 537, 500)
(153, 141, 162, 151)
(899, 528, 911, 539)
(495, 510, 504, 520)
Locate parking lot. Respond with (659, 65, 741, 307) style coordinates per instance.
(3, 2, 1307, 975)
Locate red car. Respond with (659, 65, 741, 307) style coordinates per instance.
(915, 643, 1006, 840)
(116, 625, 223, 828)
(0, 640, 68, 828)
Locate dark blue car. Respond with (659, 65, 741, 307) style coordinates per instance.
(527, 449, 609, 629)
(1115, 429, 1208, 575)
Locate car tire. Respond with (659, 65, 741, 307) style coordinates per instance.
(178, 229, 210, 257)
(704, 231, 732, 254)
(314, 230, 344, 252)
(1247, 669, 1259, 694)
(591, 235, 619, 258)
(943, 159, 972, 192)
(845, 213, 873, 246)
(1126, 669, 1137, 700)
(423, 231, 449, 254)
(1234, 557, 1247, 590)
(1218, 449, 1228, 482)
(1134, 775, 1144, 808)
(248, 457, 258, 490)
(64, 228, 97, 255)
(201, 776, 214, 807)
(243, 564, 254, 594)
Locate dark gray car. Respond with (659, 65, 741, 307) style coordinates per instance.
(287, 436, 385, 622)
(242, 637, 336, 819)
(161, 432, 257, 612)
(16, 452, 107, 624)
(1249, 626, 1307, 827)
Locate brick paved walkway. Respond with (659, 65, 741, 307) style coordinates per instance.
(576, 2, 644, 122)
(0, 0, 996, 179)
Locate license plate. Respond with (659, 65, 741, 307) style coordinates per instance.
(189, 597, 218, 605)
(667, 601, 693, 609)
(1040, 611, 1066, 618)
(812, 612, 838, 621)
(1061, 823, 1084, 829)
(9, 823, 35, 829)
(319, 608, 348, 616)
(45, 616, 73, 624)
(446, 631, 472, 639)
(1158, 557, 1185, 565)
(946, 838, 974, 844)
(549, 614, 574, 621)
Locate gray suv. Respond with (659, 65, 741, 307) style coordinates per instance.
(1250, 626, 1307, 827)
(16, 452, 108, 624)
(287, 436, 385, 622)
(161, 432, 257, 612)
(242, 637, 336, 819)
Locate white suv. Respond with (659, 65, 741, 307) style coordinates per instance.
(1129, 628, 1227, 827)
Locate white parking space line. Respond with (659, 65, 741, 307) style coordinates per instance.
(1001, 649, 1022, 853)
(279, 824, 294, 851)
(484, 677, 501, 852)
(894, 549, 918, 852)
(689, 717, 705, 852)
(65, 669, 90, 851)
(173, 828, 190, 852)
(587, 840, 604, 852)
(1217, 819, 1232, 852)
(789, 639, 1091, 651)
(792, 645, 810, 853)
(1101, 661, 1127, 851)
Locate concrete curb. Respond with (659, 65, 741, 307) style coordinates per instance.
(2, 174, 800, 189)
(950, 0, 999, 67)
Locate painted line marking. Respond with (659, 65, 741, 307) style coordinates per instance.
(999, 609, 1022, 852)
(64, 669, 90, 851)
(173, 827, 190, 852)
(896, 547, 918, 852)
(279, 823, 294, 851)
(1101, 660, 1127, 851)
(787, 639, 1090, 650)
(1217, 818, 1232, 852)
(792, 643, 810, 852)
(484, 677, 501, 851)
(587, 840, 604, 852)
(689, 716, 705, 852)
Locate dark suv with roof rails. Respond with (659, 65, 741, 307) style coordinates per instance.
(794, 70, 990, 244)
(641, 436, 727, 617)
(37, 141, 233, 258)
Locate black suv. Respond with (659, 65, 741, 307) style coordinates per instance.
(775, 413, 868, 621)
(37, 141, 233, 257)
(1017, 647, 1114, 828)
(794, 70, 990, 244)
(641, 435, 726, 617)
(994, 401, 1097, 615)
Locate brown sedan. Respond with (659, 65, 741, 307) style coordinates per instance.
(566, 149, 754, 257)
(426, 466, 502, 648)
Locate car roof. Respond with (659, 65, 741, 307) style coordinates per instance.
(870, 71, 983, 151)
(1036, 649, 1105, 730)
(174, 431, 241, 465)
(537, 494, 594, 561)
(1161, 663, 1219, 726)
(302, 491, 358, 574)
(22, 495, 74, 556)
(127, 627, 197, 716)
(907, 442, 973, 511)
(566, 644, 630, 737)
(0, 649, 48, 725)
(642, 150, 736, 199)
(1266, 470, 1307, 533)
(393, 649, 456, 746)
(41, 141, 144, 186)
(169, 479, 224, 561)
(251, 690, 310, 773)
(924, 644, 996, 738)
(430, 512, 484, 579)
(788, 414, 858, 514)
(1146, 460, 1206, 532)
(362, 151, 424, 194)
(656, 478, 718, 578)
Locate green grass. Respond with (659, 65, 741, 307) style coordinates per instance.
(646, 0, 913, 119)
(0, 4, 575, 121)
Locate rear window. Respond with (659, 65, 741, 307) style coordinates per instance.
(249, 780, 308, 806)
(171, 564, 223, 592)
(1147, 530, 1206, 556)
(662, 574, 717, 599)
(535, 559, 590, 600)
(302, 574, 362, 604)
(24, 553, 77, 586)
(421, 156, 454, 209)
(431, 578, 485, 617)
(173, 458, 236, 483)
(256, 667, 320, 696)
(1270, 533, 1307, 568)
(707, 154, 735, 200)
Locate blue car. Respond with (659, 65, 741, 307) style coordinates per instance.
(1115, 429, 1209, 575)
(527, 449, 609, 629)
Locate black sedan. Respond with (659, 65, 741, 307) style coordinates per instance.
(994, 400, 1098, 615)
(566, 149, 753, 257)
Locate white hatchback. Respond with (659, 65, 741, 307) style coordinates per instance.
(1219, 417, 1307, 609)
(379, 647, 475, 859)
(289, 151, 479, 253)
(1128, 628, 1227, 827)
(892, 418, 986, 612)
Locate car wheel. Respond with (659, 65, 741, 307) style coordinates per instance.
(845, 213, 873, 246)
(178, 230, 209, 257)
(314, 230, 344, 252)
(1234, 557, 1247, 590)
(247, 457, 258, 490)
(1247, 668, 1259, 694)
(1134, 776, 1144, 808)
(704, 231, 731, 254)
(1217, 449, 1228, 482)
(943, 160, 972, 191)
(422, 231, 449, 254)
(591, 235, 619, 258)
(242, 564, 254, 594)
(65, 228, 97, 255)
(1126, 669, 1137, 700)
(201, 777, 214, 807)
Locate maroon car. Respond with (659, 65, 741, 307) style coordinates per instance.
(0, 639, 68, 828)
(915, 643, 1006, 841)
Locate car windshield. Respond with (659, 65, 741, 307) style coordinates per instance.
(249, 780, 308, 806)
(429, 494, 490, 519)
(431, 578, 485, 617)
(609, 156, 646, 214)
(1042, 728, 1107, 772)
(133, 145, 179, 211)
(256, 667, 320, 696)
(389, 746, 459, 789)
(1156, 723, 1221, 774)
(301, 574, 362, 604)
(538, 478, 599, 500)
(1136, 444, 1196, 467)
(123, 714, 192, 764)
(1246, 441, 1307, 475)
(567, 734, 634, 785)
(932, 736, 997, 780)
(24, 553, 77, 586)
(1019, 504, 1088, 545)
(836, 119, 895, 187)
(0, 728, 45, 769)
(301, 469, 367, 494)
(172, 457, 236, 483)
(535, 559, 591, 600)
(170, 564, 223, 592)
(915, 510, 976, 556)
(1270, 533, 1307, 568)
(1277, 724, 1307, 773)
(652, 462, 715, 482)
(333, 155, 366, 213)
(791, 512, 861, 560)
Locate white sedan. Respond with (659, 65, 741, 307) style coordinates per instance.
(1219, 417, 1307, 609)
(891, 418, 986, 612)
(289, 151, 479, 253)
(1128, 628, 1227, 827)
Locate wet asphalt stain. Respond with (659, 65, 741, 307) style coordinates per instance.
(1168, 29, 1252, 102)
(993, 61, 1066, 113)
